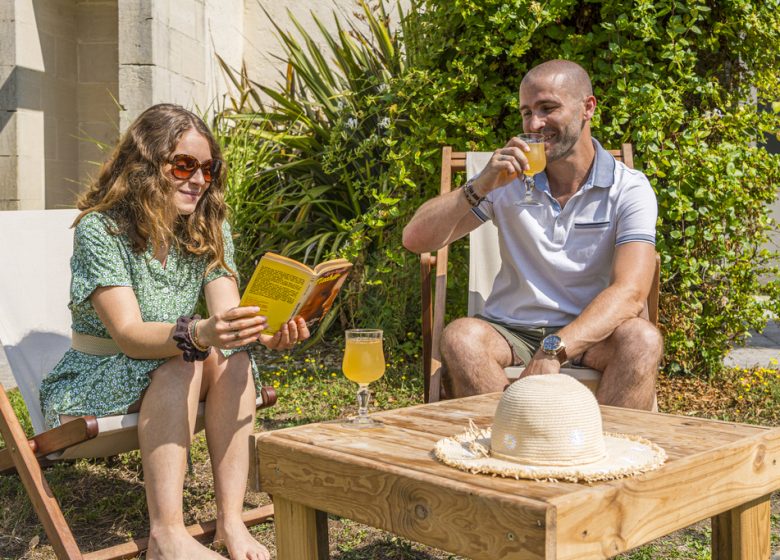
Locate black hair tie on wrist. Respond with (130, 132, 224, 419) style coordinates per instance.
(173, 314, 211, 362)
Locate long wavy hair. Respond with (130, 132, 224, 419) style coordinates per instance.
(75, 103, 231, 275)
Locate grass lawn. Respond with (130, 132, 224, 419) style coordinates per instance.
(1, 342, 779, 559)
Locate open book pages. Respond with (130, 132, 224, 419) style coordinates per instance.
(239, 252, 352, 334)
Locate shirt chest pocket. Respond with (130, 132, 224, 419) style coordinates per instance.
(568, 221, 612, 262)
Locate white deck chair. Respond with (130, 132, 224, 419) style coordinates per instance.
(0, 209, 276, 559)
(419, 147, 660, 404)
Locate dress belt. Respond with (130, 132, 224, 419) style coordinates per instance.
(71, 331, 122, 356)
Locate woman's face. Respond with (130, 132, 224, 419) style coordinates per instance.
(164, 129, 214, 216)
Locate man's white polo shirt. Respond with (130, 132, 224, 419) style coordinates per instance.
(472, 138, 657, 327)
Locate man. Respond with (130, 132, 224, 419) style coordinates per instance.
(402, 60, 662, 410)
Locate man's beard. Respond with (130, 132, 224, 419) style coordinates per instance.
(545, 118, 585, 162)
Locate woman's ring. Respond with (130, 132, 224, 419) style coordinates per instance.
(233, 332, 240, 340)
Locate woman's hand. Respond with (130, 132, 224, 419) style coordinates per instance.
(258, 316, 310, 351)
(196, 306, 268, 349)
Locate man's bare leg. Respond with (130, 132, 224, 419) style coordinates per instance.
(580, 317, 663, 410)
(440, 317, 514, 398)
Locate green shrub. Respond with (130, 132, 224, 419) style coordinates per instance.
(397, 0, 780, 376)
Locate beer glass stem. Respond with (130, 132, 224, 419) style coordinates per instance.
(356, 383, 371, 420)
(525, 176, 534, 202)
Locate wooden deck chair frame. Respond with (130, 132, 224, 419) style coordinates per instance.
(420, 145, 661, 404)
(0, 209, 276, 560)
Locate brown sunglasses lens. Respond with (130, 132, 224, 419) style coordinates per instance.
(170, 154, 221, 182)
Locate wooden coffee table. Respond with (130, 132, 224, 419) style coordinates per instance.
(252, 393, 780, 559)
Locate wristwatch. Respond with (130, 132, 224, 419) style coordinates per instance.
(540, 334, 567, 364)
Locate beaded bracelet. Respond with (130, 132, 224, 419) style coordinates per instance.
(173, 314, 211, 362)
(462, 178, 484, 207)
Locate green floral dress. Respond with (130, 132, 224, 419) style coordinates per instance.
(39, 212, 258, 429)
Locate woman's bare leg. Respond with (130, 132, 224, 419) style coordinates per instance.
(201, 350, 269, 560)
(139, 356, 225, 559)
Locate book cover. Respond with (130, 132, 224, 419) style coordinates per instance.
(239, 252, 352, 334)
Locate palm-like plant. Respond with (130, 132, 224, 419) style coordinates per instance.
(215, 1, 418, 341)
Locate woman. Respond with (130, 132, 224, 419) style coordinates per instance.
(40, 103, 306, 560)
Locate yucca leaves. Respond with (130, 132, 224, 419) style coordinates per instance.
(216, 1, 412, 343)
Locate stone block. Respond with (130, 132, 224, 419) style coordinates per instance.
(180, 35, 205, 83)
(0, 66, 16, 110)
(118, 1, 153, 64)
(168, 0, 199, 39)
(15, 108, 45, 161)
(15, 67, 43, 110)
(16, 18, 45, 72)
(78, 120, 118, 149)
(0, 161, 20, 209)
(77, 83, 120, 122)
(78, 42, 118, 83)
(41, 76, 76, 118)
(152, 66, 172, 103)
(152, 21, 171, 67)
(55, 118, 79, 162)
(0, 21, 14, 67)
(33, 0, 76, 38)
(44, 113, 57, 158)
(0, 112, 17, 156)
(77, 0, 118, 44)
(16, 155, 45, 209)
(45, 159, 80, 209)
(55, 37, 78, 81)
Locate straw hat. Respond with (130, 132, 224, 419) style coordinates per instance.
(434, 374, 666, 482)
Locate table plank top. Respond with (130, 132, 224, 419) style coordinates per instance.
(256, 393, 780, 559)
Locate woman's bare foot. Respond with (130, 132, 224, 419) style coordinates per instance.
(214, 520, 270, 560)
(147, 526, 226, 560)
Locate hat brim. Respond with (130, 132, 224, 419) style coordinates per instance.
(434, 424, 667, 483)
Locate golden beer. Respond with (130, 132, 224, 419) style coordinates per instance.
(524, 142, 546, 176)
(342, 339, 385, 383)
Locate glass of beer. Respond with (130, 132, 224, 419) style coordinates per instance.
(515, 133, 545, 207)
(342, 329, 386, 427)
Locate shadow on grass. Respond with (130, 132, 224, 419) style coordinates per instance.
(332, 536, 459, 560)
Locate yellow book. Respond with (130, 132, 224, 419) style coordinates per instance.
(239, 252, 353, 334)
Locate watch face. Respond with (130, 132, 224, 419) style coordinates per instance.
(543, 334, 562, 354)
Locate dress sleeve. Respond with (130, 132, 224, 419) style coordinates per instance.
(71, 213, 133, 305)
(204, 220, 239, 285)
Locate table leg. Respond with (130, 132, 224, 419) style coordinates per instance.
(711, 494, 771, 560)
(274, 496, 329, 560)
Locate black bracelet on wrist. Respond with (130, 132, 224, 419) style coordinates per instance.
(173, 314, 211, 362)
(462, 179, 484, 207)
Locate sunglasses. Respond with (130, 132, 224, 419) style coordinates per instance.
(169, 154, 222, 183)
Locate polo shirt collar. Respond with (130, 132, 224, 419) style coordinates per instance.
(534, 137, 615, 200)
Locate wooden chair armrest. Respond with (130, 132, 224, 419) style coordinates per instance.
(0, 416, 99, 475)
(259, 386, 277, 409)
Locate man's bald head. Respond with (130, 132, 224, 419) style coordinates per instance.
(520, 60, 593, 99)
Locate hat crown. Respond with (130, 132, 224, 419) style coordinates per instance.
(491, 374, 607, 466)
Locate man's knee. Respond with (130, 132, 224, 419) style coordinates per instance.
(440, 317, 493, 360)
(614, 318, 663, 360)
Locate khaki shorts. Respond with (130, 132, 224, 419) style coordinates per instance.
(475, 315, 580, 366)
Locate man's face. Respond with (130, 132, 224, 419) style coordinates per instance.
(519, 73, 590, 162)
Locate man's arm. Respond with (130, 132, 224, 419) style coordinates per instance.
(403, 138, 538, 254)
(523, 241, 657, 374)
(402, 188, 483, 253)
